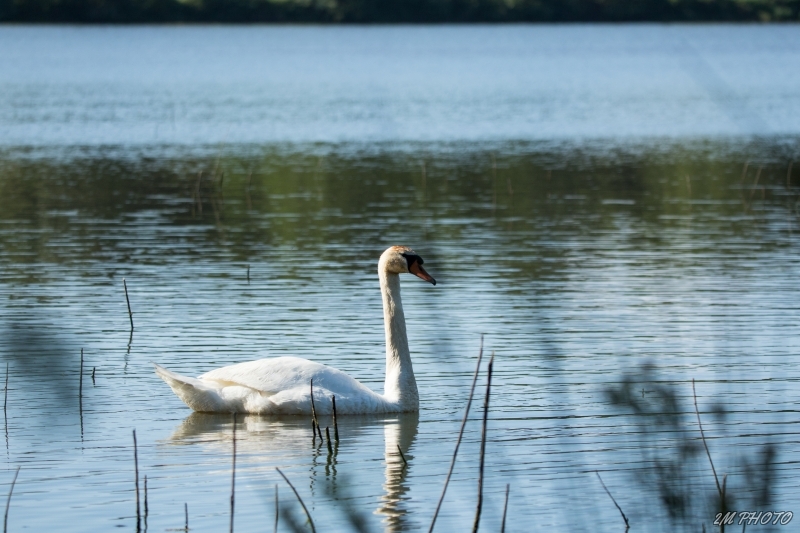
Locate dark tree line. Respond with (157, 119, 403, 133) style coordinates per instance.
(1, 0, 799, 23)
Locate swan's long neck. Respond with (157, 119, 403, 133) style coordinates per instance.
(379, 267, 419, 411)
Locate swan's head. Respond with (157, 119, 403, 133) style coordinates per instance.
(380, 246, 436, 285)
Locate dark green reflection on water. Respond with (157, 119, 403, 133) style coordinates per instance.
(1, 141, 799, 280)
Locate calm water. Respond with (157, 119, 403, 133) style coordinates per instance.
(3, 24, 800, 146)
(1, 24, 800, 533)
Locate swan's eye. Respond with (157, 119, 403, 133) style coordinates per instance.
(402, 253, 423, 266)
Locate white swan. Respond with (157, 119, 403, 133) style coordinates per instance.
(154, 246, 436, 414)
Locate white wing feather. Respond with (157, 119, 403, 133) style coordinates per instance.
(156, 357, 389, 414)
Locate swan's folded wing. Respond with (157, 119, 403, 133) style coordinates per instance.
(196, 356, 371, 397)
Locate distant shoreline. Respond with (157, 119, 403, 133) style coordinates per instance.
(2, 0, 798, 24)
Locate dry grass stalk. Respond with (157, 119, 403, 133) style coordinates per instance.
(275, 468, 316, 533)
(310, 380, 322, 441)
(133, 430, 141, 533)
(79, 348, 84, 399)
(692, 382, 731, 530)
(332, 396, 339, 442)
(123, 279, 134, 332)
(500, 484, 509, 533)
(79, 349, 84, 438)
(692, 379, 721, 495)
(3, 466, 20, 533)
(325, 427, 333, 455)
(230, 413, 237, 533)
(595, 471, 629, 529)
(397, 445, 408, 467)
(3, 363, 7, 415)
(428, 335, 485, 533)
(79, 349, 84, 425)
(471, 354, 494, 533)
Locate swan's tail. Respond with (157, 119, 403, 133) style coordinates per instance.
(154, 363, 227, 413)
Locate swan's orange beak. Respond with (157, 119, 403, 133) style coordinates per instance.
(409, 262, 436, 285)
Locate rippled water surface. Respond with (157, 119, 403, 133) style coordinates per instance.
(1, 24, 800, 533)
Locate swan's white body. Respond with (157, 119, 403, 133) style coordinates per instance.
(155, 246, 435, 415)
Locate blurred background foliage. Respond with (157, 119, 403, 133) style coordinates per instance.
(1, 0, 799, 22)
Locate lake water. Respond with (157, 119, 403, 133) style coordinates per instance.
(1, 24, 800, 533)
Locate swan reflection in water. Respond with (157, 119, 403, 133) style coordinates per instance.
(165, 411, 419, 532)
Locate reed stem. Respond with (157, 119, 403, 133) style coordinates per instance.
(721, 474, 728, 533)
(133, 429, 141, 533)
(230, 413, 236, 533)
(428, 335, 484, 533)
(274, 485, 278, 533)
(332, 395, 339, 442)
(275, 468, 316, 533)
(500, 484, 509, 533)
(3, 466, 20, 533)
(692, 379, 722, 496)
(325, 427, 333, 455)
(79, 348, 84, 405)
(595, 471, 629, 528)
(123, 279, 134, 332)
(310, 380, 322, 440)
(397, 445, 408, 467)
(471, 354, 493, 533)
